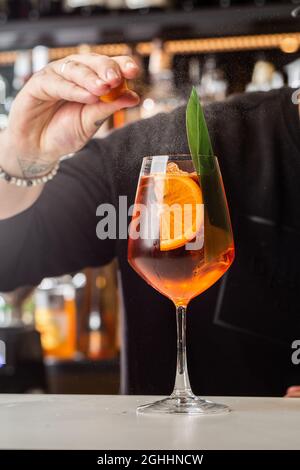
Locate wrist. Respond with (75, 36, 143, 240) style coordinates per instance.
(0, 130, 56, 179)
(0, 160, 59, 187)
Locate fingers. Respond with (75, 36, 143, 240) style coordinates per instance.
(50, 59, 111, 97)
(285, 386, 300, 398)
(109, 56, 140, 79)
(30, 69, 99, 104)
(81, 90, 140, 139)
(62, 53, 140, 90)
(27, 53, 140, 106)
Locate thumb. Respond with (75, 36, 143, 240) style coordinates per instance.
(81, 90, 140, 138)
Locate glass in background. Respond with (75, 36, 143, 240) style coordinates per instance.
(141, 39, 184, 119)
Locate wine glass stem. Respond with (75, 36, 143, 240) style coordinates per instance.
(171, 305, 193, 399)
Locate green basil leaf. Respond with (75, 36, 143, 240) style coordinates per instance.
(186, 87, 214, 175)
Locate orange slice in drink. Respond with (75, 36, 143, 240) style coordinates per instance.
(100, 80, 128, 103)
(157, 174, 203, 251)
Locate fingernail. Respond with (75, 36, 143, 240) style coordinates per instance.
(106, 68, 120, 81)
(125, 61, 137, 71)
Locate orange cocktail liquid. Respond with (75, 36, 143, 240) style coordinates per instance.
(128, 174, 234, 306)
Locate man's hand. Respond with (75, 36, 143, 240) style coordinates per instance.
(1, 53, 140, 178)
(285, 386, 300, 397)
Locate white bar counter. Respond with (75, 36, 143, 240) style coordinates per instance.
(0, 395, 299, 450)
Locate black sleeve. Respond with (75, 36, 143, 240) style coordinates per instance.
(0, 139, 115, 292)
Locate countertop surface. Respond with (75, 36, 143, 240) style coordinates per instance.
(0, 394, 299, 450)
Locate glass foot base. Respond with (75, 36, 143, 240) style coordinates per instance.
(137, 395, 230, 415)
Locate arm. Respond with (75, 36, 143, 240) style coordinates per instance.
(0, 52, 140, 291)
(0, 131, 44, 219)
(0, 53, 139, 220)
(0, 138, 116, 292)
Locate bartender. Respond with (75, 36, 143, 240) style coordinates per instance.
(0, 53, 299, 398)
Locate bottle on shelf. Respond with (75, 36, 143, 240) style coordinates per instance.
(141, 39, 184, 119)
(63, 0, 105, 15)
(246, 59, 284, 92)
(124, 0, 170, 9)
(87, 268, 105, 359)
(0, 50, 31, 118)
(12, 50, 32, 94)
(34, 276, 77, 359)
(285, 58, 300, 89)
(87, 266, 119, 360)
(32, 45, 49, 73)
(198, 55, 228, 104)
(187, 56, 201, 95)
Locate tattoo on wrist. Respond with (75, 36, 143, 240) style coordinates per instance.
(17, 157, 55, 178)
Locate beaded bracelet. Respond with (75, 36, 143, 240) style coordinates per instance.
(0, 161, 60, 187)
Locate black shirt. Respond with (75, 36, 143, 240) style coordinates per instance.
(1, 87, 300, 396)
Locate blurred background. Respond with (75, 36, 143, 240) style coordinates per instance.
(0, 0, 299, 395)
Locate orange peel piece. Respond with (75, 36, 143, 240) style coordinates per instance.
(100, 80, 128, 103)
